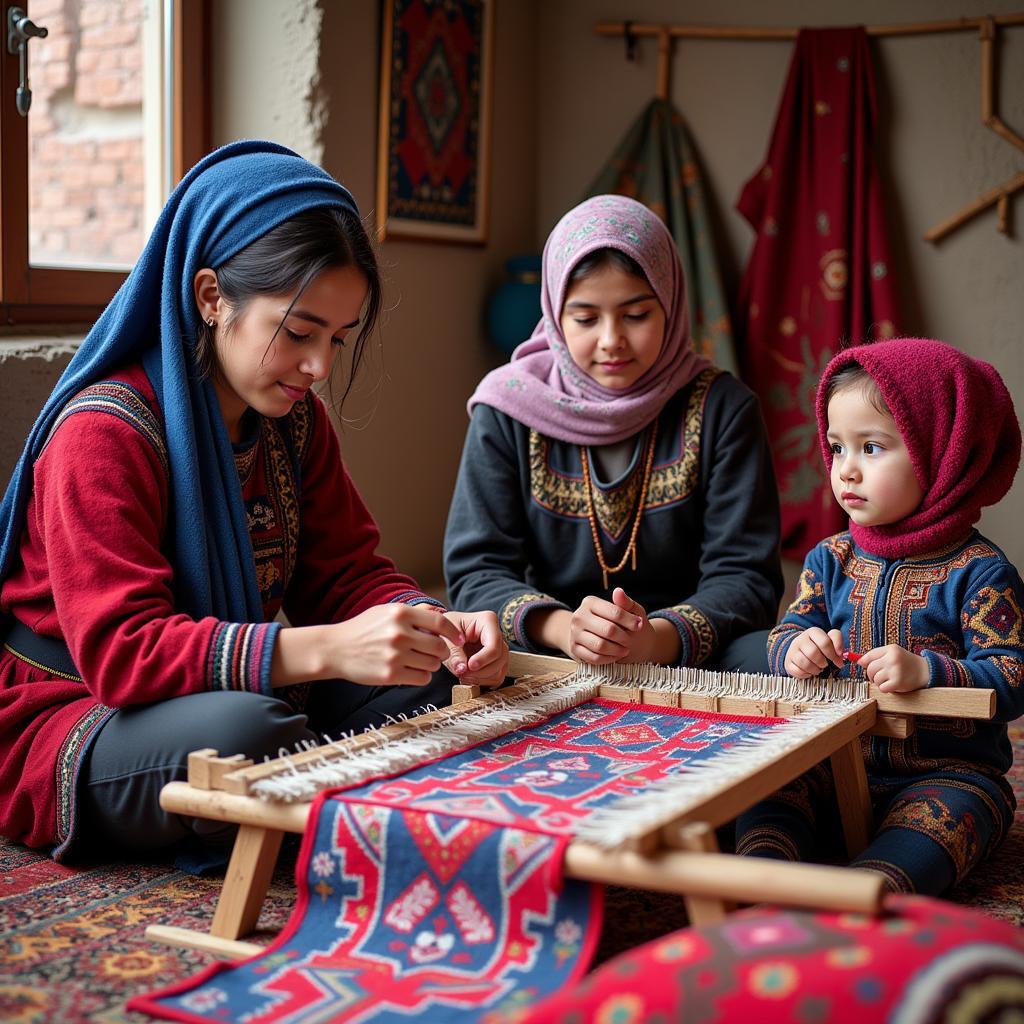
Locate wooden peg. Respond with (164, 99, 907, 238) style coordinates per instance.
(451, 684, 481, 704)
(642, 687, 680, 708)
(599, 684, 642, 703)
(869, 713, 916, 739)
(677, 693, 718, 713)
(656, 27, 673, 100)
(187, 749, 254, 790)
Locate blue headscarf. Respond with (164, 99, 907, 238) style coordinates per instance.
(0, 140, 360, 623)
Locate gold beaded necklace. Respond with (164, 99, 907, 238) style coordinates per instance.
(579, 422, 658, 590)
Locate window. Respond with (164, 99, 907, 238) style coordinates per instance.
(0, 0, 209, 325)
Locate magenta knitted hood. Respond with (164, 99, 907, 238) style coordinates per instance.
(816, 338, 1021, 559)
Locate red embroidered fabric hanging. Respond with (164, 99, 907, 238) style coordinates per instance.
(735, 27, 901, 561)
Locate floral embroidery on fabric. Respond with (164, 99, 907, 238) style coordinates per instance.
(245, 498, 276, 532)
(234, 440, 259, 488)
(500, 592, 559, 647)
(528, 369, 719, 534)
(658, 602, 716, 666)
(260, 420, 299, 587)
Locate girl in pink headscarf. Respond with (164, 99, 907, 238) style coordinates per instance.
(739, 337, 1024, 895)
(444, 195, 783, 671)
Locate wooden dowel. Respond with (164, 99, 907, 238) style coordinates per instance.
(145, 925, 263, 960)
(924, 169, 1024, 242)
(597, 21, 797, 40)
(596, 14, 1024, 42)
(981, 18, 995, 122)
(998, 193, 1011, 234)
(564, 842, 886, 913)
(656, 27, 672, 99)
(160, 782, 312, 832)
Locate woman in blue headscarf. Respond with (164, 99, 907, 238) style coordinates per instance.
(0, 141, 507, 861)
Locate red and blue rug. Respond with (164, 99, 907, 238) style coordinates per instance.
(129, 699, 789, 1022)
(3, 721, 1024, 1022)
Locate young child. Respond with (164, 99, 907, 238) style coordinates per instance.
(0, 141, 507, 862)
(445, 194, 783, 671)
(738, 337, 1024, 894)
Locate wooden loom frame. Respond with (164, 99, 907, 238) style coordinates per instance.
(145, 652, 996, 960)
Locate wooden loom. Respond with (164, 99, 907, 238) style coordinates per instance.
(146, 651, 996, 960)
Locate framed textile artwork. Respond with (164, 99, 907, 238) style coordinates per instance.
(376, 0, 493, 244)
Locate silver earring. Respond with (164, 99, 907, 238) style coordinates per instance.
(206, 317, 216, 327)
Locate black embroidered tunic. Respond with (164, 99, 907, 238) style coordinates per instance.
(444, 368, 784, 666)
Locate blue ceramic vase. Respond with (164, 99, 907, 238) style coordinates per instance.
(487, 254, 542, 356)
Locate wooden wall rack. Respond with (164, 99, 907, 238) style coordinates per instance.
(597, 13, 1024, 242)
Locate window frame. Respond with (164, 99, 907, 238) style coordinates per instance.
(0, 0, 210, 326)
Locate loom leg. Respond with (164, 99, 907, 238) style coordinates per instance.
(210, 824, 285, 940)
(830, 738, 873, 857)
(676, 823, 733, 925)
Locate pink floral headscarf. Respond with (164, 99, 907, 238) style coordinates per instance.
(816, 338, 1021, 558)
(469, 195, 710, 445)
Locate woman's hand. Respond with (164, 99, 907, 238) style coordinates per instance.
(441, 610, 508, 688)
(857, 645, 929, 693)
(783, 627, 845, 678)
(317, 603, 464, 687)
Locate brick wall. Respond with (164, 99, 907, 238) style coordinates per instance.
(28, 0, 144, 269)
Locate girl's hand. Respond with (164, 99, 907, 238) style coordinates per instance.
(567, 590, 643, 665)
(566, 587, 679, 665)
(784, 627, 845, 678)
(442, 610, 508, 688)
(857, 645, 930, 693)
(327, 603, 464, 687)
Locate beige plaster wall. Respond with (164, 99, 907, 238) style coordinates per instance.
(211, 0, 326, 163)
(212, 0, 539, 589)
(536, 0, 1024, 567)
(0, 341, 78, 493)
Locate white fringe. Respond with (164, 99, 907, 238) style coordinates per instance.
(570, 701, 855, 847)
(251, 664, 868, 826)
(251, 675, 601, 803)
(579, 661, 869, 703)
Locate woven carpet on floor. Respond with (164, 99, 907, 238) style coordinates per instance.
(3, 725, 1023, 1023)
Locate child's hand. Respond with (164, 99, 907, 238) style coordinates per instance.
(857, 645, 929, 693)
(783, 627, 845, 678)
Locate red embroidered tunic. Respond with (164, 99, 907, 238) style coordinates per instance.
(0, 364, 432, 855)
